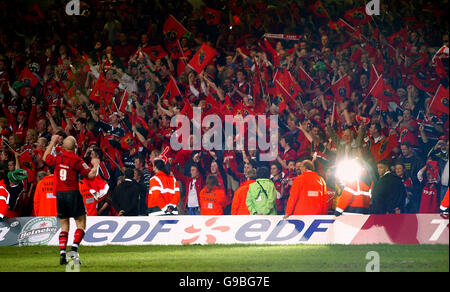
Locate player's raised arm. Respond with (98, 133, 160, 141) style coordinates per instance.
(88, 158, 100, 179)
(43, 135, 60, 162)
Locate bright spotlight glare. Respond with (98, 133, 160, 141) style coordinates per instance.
(335, 159, 363, 183)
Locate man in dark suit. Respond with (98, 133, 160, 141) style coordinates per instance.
(370, 160, 407, 214)
(112, 168, 141, 216)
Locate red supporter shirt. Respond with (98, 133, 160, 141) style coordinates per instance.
(45, 150, 91, 192)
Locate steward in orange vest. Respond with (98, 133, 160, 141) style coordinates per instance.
(199, 175, 228, 215)
(148, 159, 180, 215)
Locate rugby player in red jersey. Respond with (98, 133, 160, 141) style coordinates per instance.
(43, 135, 100, 265)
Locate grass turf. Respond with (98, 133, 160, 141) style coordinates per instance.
(0, 244, 448, 272)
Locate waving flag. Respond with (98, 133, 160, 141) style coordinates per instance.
(220, 95, 234, 116)
(18, 66, 39, 88)
(403, 16, 423, 30)
(118, 90, 130, 113)
(203, 94, 221, 117)
(410, 72, 440, 94)
(204, 7, 221, 25)
(297, 66, 314, 91)
(274, 80, 296, 114)
(431, 45, 449, 64)
(89, 74, 118, 106)
(19, 149, 36, 183)
(428, 85, 449, 117)
(331, 75, 351, 102)
(308, 0, 329, 18)
(370, 134, 399, 163)
(187, 43, 217, 74)
(369, 76, 400, 111)
(161, 76, 182, 105)
(142, 45, 168, 61)
(163, 15, 188, 44)
(369, 64, 380, 90)
(180, 98, 193, 120)
(273, 69, 303, 98)
(344, 6, 371, 26)
(233, 102, 254, 119)
(387, 28, 408, 48)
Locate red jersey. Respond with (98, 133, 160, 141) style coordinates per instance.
(45, 150, 91, 192)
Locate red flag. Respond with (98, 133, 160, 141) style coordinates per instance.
(431, 45, 449, 64)
(428, 85, 449, 117)
(180, 98, 193, 120)
(344, 6, 371, 26)
(331, 75, 351, 102)
(120, 132, 137, 150)
(89, 74, 118, 106)
(331, 100, 340, 127)
(308, 0, 329, 18)
(328, 20, 339, 31)
(204, 7, 221, 25)
(161, 76, 182, 105)
(24, 3, 45, 21)
(203, 94, 221, 116)
(387, 28, 408, 48)
(349, 48, 363, 63)
(403, 16, 423, 30)
(408, 53, 429, 73)
(369, 64, 380, 90)
(370, 134, 399, 163)
(18, 66, 39, 88)
(163, 15, 188, 44)
(274, 80, 296, 114)
(297, 66, 314, 91)
(141, 45, 168, 61)
(369, 76, 400, 111)
(337, 18, 357, 33)
(19, 149, 36, 183)
(273, 69, 303, 99)
(233, 102, 254, 119)
(410, 73, 440, 95)
(187, 43, 217, 74)
(118, 90, 130, 113)
(434, 57, 447, 79)
(220, 95, 234, 116)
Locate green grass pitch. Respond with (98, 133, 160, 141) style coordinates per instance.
(0, 244, 448, 272)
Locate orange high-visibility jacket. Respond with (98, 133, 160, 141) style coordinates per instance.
(148, 171, 180, 210)
(33, 175, 57, 217)
(286, 171, 327, 215)
(440, 188, 449, 211)
(335, 180, 371, 214)
(199, 186, 227, 215)
(231, 180, 255, 215)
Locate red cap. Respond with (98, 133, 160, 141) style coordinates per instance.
(18, 111, 27, 116)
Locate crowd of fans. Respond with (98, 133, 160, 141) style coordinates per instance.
(0, 0, 448, 218)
